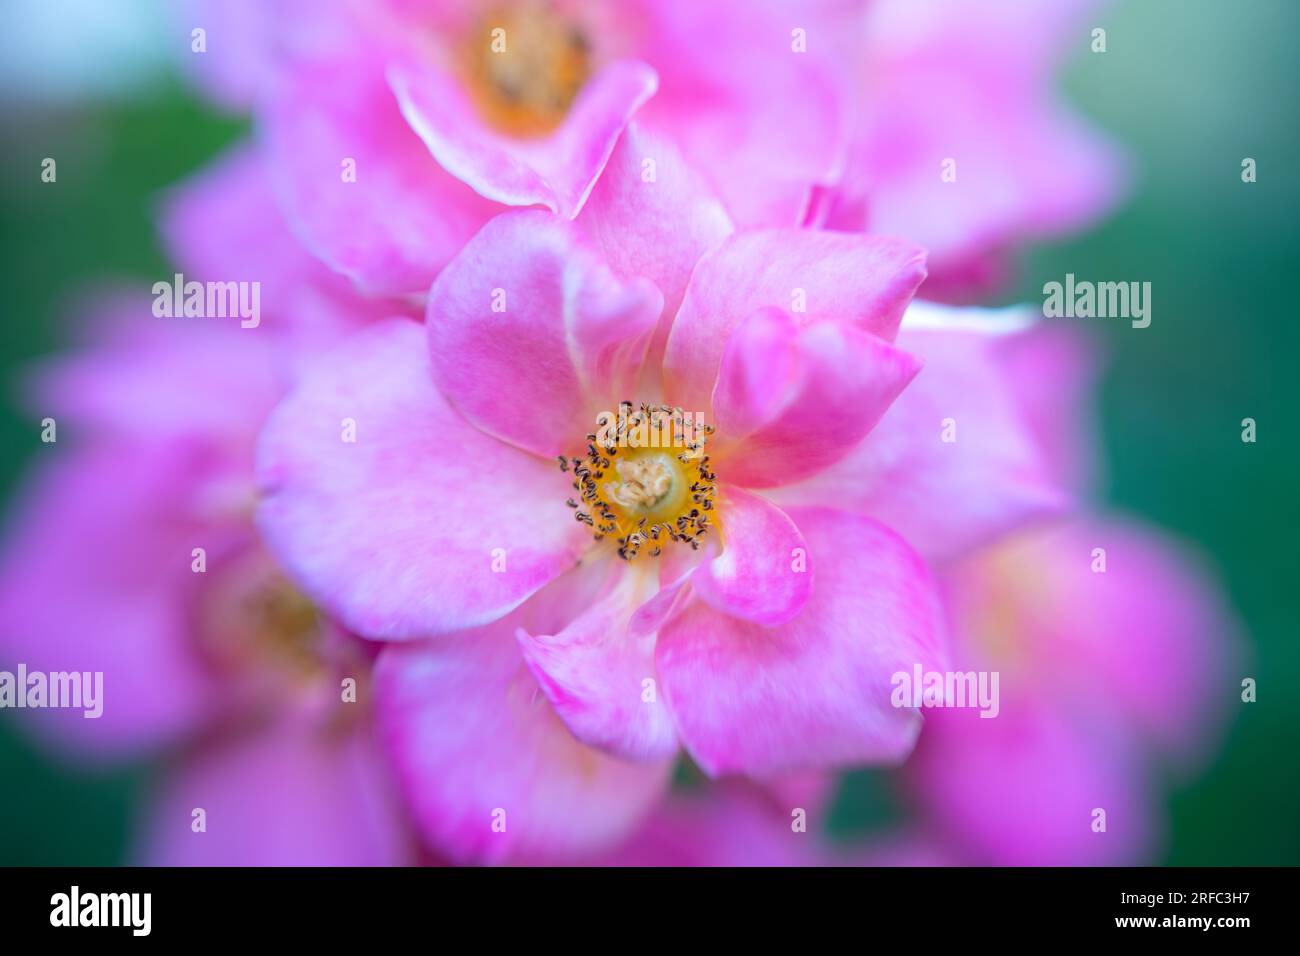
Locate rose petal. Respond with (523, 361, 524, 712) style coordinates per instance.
(377, 607, 673, 864)
(578, 122, 733, 339)
(691, 486, 811, 626)
(657, 507, 946, 776)
(426, 210, 662, 458)
(635, 0, 851, 226)
(768, 303, 1066, 563)
(263, 42, 498, 296)
(256, 318, 589, 639)
(711, 307, 922, 487)
(663, 230, 926, 413)
(390, 57, 657, 218)
(516, 563, 678, 762)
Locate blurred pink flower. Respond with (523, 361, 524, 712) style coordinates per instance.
(904, 517, 1241, 865)
(157, 140, 400, 349)
(184, 0, 860, 296)
(0, 144, 424, 863)
(0, 309, 413, 865)
(891, 324, 1239, 865)
(812, 0, 1128, 299)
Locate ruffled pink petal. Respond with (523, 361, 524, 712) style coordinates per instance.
(691, 487, 811, 627)
(769, 304, 1066, 563)
(663, 230, 926, 413)
(577, 122, 733, 347)
(134, 714, 413, 866)
(389, 57, 657, 218)
(626, 561, 694, 637)
(712, 307, 922, 487)
(516, 564, 678, 762)
(377, 606, 673, 864)
(426, 210, 662, 458)
(657, 507, 946, 777)
(262, 42, 499, 296)
(255, 318, 589, 639)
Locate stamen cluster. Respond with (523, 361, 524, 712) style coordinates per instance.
(558, 402, 718, 560)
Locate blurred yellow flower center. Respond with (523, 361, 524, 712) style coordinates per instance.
(198, 559, 324, 678)
(562, 403, 718, 560)
(463, 2, 591, 137)
(244, 577, 322, 671)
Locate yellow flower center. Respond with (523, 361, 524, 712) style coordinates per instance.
(562, 403, 718, 560)
(605, 455, 675, 511)
(462, 2, 591, 137)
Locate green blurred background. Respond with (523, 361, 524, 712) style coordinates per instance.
(0, 0, 1296, 864)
